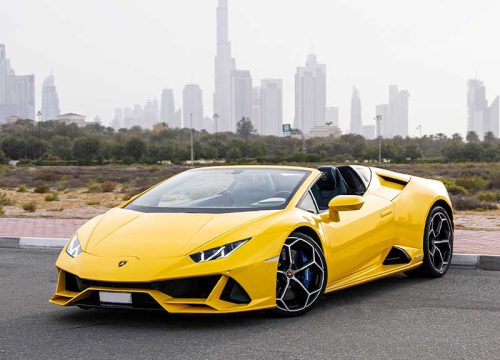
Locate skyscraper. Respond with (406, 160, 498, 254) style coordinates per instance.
(230, 70, 252, 129)
(389, 85, 409, 137)
(41, 74, 60, 121)
(111, 108, 123, 129)
(261, 79, 283, 136)
(251, 86, 261, 133)
(294, 54, 326, 134)
(143, 99, 159, 129)
(467, 79, 499, 138)
(326, 106, 339, 127)
(183, 84, 204, 130)
(377, 85, 409, 138)
(214, 0, 236, 132)
(160, 89, 176, 127)
(350, 87, 362, 135)
(0, 44, 35, 122)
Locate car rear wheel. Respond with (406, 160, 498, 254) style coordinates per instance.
(274, 232, 327, 316)
(406, 206, 453, 278)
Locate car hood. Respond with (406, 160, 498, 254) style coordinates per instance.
(83, 207, 276, 259)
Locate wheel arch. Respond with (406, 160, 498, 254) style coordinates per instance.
(291, 226, 324, 252)
(431, 199, 454, 229)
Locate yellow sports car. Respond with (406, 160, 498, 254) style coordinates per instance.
(51, 165, 453, 316)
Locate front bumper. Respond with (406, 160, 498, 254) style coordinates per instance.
(50, 270, 277, 313)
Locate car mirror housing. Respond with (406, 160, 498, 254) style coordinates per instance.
(328, 195, 364, 221)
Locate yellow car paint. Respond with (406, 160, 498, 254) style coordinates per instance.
(51, 165, 453, 314)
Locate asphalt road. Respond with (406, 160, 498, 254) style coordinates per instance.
(0, 249, 499, 360)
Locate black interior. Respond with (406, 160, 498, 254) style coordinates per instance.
(311, 166, 367, 211)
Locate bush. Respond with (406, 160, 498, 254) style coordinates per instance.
(87, 182, 103, 193)
(451, 195, 497, 211)
(86, 200, 100, 205)
(455, 176, 488, 192)
(441, 178, 468, 195)
(0, 192, 14, 206)
(34, 184, 50, 193)
(44, 192, 60, 202)
(476, 191, 500, 202)
(0, 204, 4, 215)
(17, 184, 28, 193)
(22, 201, 37, 212)
(101, 181, 117, 193)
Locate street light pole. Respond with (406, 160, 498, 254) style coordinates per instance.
(213, 113, 219, 159)
(190, 113, 194, 166)
(375, 115, 382, 165)
(417, 124, 422, 158)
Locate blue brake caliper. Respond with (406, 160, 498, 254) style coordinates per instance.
(299, 251, 312, 289)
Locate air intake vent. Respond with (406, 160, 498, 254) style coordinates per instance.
(383, 246, 411, 265)
(220, 278, 251, 304)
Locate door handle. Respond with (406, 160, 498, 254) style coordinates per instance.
(380, 209, 393, 218)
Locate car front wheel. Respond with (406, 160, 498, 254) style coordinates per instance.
(274, 232, 327, 316)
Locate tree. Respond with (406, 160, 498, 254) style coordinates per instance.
(51, 135, 73, 160)
(236, 117, 255, 158)
(0, 149, 8, 164)
(1, 136, 25, 160)
(72, 137, 100, 162)
(466, 131, 480, 143)
(124, 138, 147, 162)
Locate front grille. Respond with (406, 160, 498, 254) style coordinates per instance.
(65, 272, 221, 299)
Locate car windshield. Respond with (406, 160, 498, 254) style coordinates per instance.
(125, 168, 310, 213)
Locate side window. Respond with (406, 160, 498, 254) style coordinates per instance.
(297, 191, 317, 213)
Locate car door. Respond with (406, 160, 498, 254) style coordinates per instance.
(318, 192, 394, 282)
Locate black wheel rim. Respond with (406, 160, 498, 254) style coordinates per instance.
(276, 237, 325, 312)
(428, 211, 452, 272)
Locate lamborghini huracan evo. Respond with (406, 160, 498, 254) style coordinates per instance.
(51, 165, 454, 316)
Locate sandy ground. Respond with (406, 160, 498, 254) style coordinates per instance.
(1, 188, 499, 232)
(1, 189, 123, 219)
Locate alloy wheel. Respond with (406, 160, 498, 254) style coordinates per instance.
(276, 236, 325, 313)
(427, 211, 452, 273)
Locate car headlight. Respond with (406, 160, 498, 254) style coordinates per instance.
(66, 234, 82, 258)
(190, 238, 250, 263)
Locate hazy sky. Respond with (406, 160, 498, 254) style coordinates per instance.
(2, 0, 500, 135)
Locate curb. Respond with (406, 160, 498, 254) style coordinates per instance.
(1, 237, 499, 271)
(0, 236, 68, 250)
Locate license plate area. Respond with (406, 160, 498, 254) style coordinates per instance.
(99, 291, 132, 304)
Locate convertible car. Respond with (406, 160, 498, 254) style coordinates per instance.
(51, 165, 453, 315)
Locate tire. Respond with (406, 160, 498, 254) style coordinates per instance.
(405, 206, 453, 278)
(274, 232, 327, 316)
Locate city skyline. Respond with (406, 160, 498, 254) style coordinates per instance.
(1, 0, 500, 136)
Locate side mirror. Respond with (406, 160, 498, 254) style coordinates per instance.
(327, 195, 364, 222)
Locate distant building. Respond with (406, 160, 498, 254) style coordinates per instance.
(111, 108, 123, 129)
(183, 84, 204, 130)
(260, 79, 283, 136)
(55, 113, 87, 127)
(389, 85, 409, 137)
(160, 89, 176, 127)
(251, 86, 261, 133)
(295, 54, 326, 135)
(307, 124, 342, 138)
(350, 87, 362, 135)
(230, 70, 252, 128)
(467, 79, 499, 138)
(214, 0, 236, 132)
(377, 85, 409, 138)
(362, 125, 376, 140)
(143, 99, 159, 129)
(326, 106, 339, 127)
(0, 44, 35, 122)
(41, 74, 60, 121)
